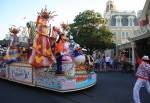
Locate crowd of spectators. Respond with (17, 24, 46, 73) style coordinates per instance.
(92, 50, 133, 72)
(0, 45, 7, 67)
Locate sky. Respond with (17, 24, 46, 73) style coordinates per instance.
(0, 0, 146, 40)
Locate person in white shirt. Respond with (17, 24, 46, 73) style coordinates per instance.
(105, 55, 111, 69)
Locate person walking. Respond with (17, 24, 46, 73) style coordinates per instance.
(113, 56, 119, 70)
(100, 55, 105, 71)
(105, 55, 111, 70)
(133, 55, 150, 103)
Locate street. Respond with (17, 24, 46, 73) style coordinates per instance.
(0, 71, 149, 103)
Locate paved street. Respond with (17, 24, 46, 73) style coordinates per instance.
(0, 71, 149, 103)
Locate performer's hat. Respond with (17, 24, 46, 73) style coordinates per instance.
(142, 55, 149, 60)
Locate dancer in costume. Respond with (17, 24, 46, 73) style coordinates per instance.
(133, 55, 150, 103)
(29, 8, 56, 68)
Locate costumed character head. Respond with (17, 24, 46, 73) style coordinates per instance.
(73, 44, 94, 71)
(73, 44, 86, 66)
(60, 22, 70, 36)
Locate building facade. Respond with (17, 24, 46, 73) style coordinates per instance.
(117, 0, 150, 68)
(129, 0, 150, 58)
(104, 0, 139, 45)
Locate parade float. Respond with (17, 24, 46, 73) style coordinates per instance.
(0, 8, 97, 92)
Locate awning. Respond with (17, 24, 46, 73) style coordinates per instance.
(129, 31, 150, 42)
(118, 42, 133, 50)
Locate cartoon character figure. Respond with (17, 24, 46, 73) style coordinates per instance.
(54, 34, 72, 74)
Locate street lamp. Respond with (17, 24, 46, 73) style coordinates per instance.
(131, 42, 135, 70)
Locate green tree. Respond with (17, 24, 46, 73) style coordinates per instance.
(0, 39, 10, 47)
(69, 10, 115, 51)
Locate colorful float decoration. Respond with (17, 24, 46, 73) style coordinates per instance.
(0, 7, 97, 92)
(4, 26, 21, 63)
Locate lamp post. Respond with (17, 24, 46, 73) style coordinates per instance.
(131, 42, 135, 70)
(116, 43, 118, 57)
(115, 35, 119, 57)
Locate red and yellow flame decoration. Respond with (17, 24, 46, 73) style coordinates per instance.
(29, 7, 56, 68)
